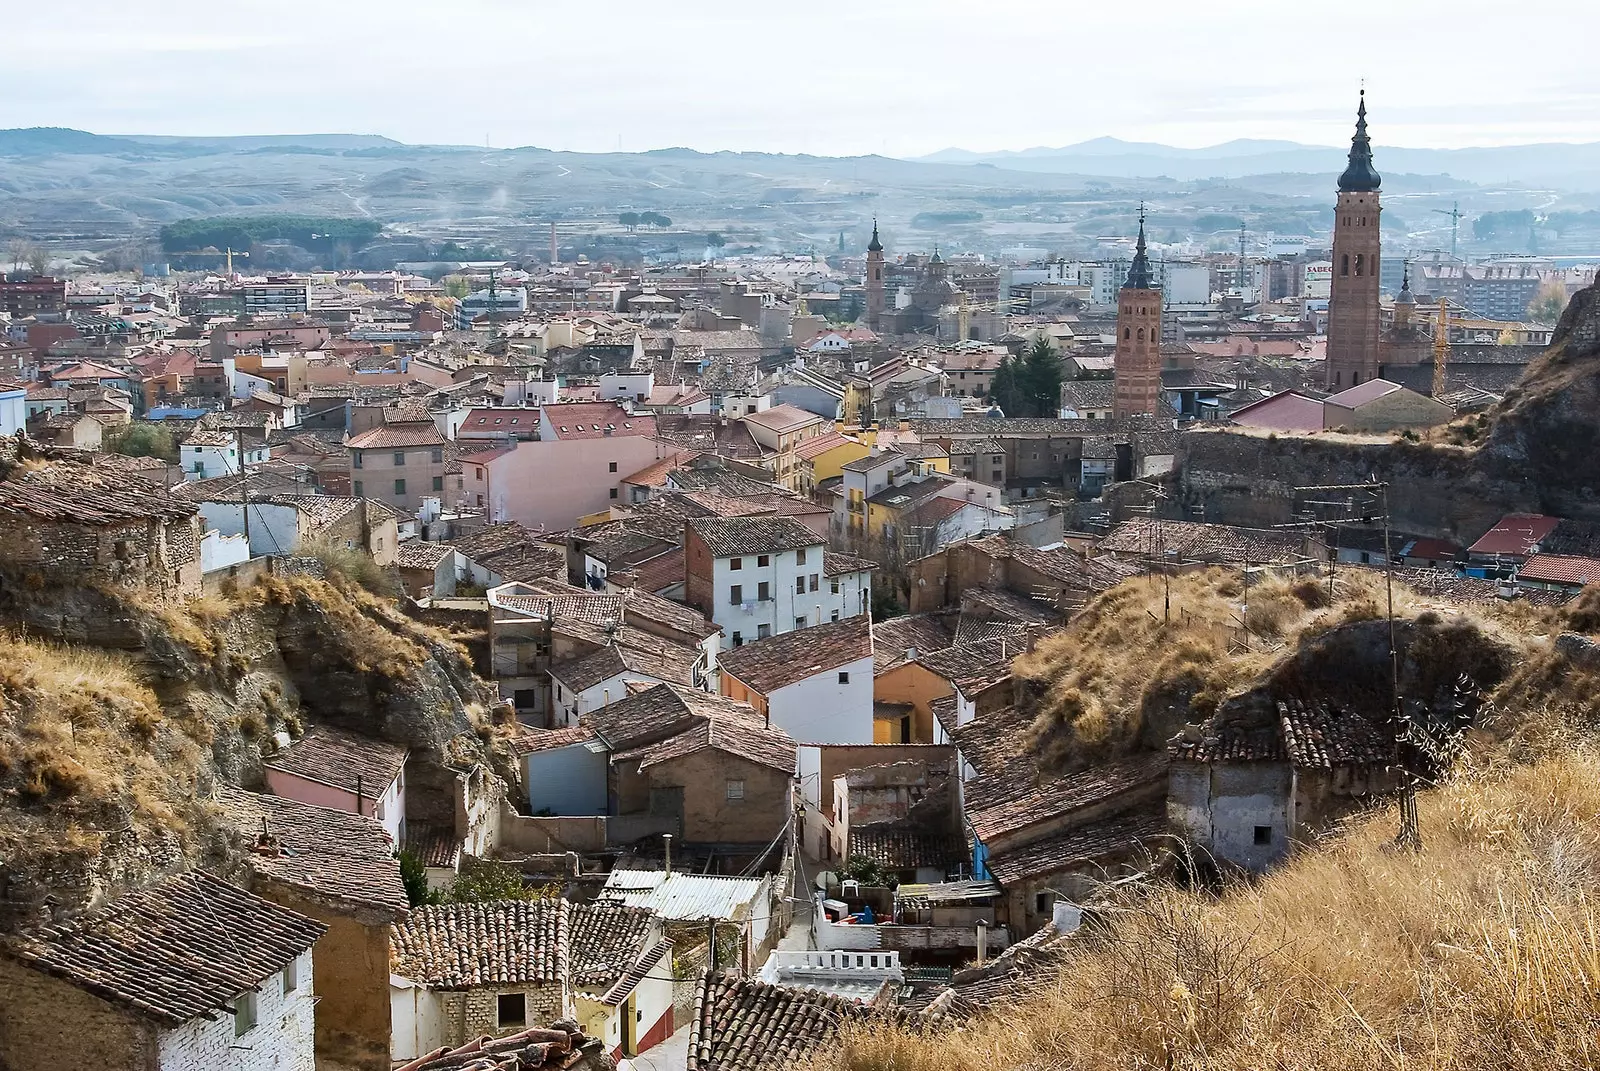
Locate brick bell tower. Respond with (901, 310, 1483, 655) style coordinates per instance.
(1113, 206, 1163, 418)
(864, 218, 885, 332)
(1326, 90, 1383, 390)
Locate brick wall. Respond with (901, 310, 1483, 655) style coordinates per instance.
(682, 526, 714, 618)
(156, 954, 316, 1071)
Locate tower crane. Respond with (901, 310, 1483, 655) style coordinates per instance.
(170, 247, 250, 276)
(1432, 202, 1464, 258)
(1433, 297, 1450, 398)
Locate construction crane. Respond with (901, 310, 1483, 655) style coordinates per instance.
(1432, 202, 1464, 258)
(1433, 297, 1450, 398)
(171, 247, 249, 276)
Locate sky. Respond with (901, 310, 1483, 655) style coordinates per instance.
(5, 0, 1598, 157)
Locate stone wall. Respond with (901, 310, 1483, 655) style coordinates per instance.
(0, 956, 156, 1070)
(1167, 759, 1293, 874)
(437, 984, 566, 1048)
(1176, 427, 1527, 541)
(5, 514, 205, 597)
(616, 748, 790, 845)
(156, 953, 317, 1071)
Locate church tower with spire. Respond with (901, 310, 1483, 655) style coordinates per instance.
(1326, 90, 1383, 390)
(865, 219, 885, 331)
(1113, 207, 1163, 418)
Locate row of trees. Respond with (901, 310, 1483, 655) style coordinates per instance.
(5, 239, 50, 277)
(617, 211, 672, 231)
(990, 336, 1065, 418)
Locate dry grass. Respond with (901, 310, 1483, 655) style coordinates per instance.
(838, 750, 1600, 1071)
(1014, 568, 1425, 769)
(0, 631, 205, 850)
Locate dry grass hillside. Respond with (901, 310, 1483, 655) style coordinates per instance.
(0, 569, 501, 923)
(841, 747, 1600, 1071)
(840, 569, 1600, 1071)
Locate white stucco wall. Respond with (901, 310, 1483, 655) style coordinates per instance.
(389, 978, 445, 1063)
(200, 529, 251, 572)
(159, 949, 315, 1071)
(708, 545, 865, 650)
(195, 501, 302, 559)
(766, 654, 874, 745)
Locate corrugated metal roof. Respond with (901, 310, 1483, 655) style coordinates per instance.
(599, 869, 763, 921)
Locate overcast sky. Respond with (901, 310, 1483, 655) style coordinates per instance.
(5, 0, 1597, 156)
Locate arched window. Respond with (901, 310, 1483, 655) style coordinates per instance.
(1136, 328, 1144, 341)
(1341, 254, 1350, 276)
(1123, 327, 1130, 340)
(1353, 371, 1361, 385)
(1355, 254, 1364, 276)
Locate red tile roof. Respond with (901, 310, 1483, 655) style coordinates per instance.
(1518, 553, 1600, 587)
(346, 421, 447, 449)
(543, 401, 656, 440)
(1468, 513, 1561, 558)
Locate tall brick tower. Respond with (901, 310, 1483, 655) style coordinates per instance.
(865, 219, 885, 331)
(1114, 207, 1163, 418)
(1326, 91, 1383, 390)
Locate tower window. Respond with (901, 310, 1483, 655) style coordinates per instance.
(1136, 328, 1144, 341)
(1355, 254, 1364, 276)
(1341, 254, 1350, 276)
(1123, 327, 1130, 340)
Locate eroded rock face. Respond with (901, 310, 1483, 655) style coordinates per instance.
(1479, 279, 1600, 518)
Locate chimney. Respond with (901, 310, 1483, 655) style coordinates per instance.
(662, 833, 673, 876)
(975, 920, 988, 966)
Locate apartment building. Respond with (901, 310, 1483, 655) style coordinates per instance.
(347, 419, 455, 514)
(740, 404, 828, 492)
(683, 515, 872, 650)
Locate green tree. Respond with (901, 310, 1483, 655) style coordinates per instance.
(1019, 335, 1063, 417)
(397, 849, 437, 907)
(618, 212, 640, 232)
(991, 355, 1024, 416)
(443, 860, 550, 903)
(103, 423, 178, 462)
(705, 232, 726, 248)
(442, 275, 470, 299)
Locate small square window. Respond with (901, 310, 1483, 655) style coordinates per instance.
(795, 615, 807, 628)
(432, 475, 443, 491)
(730, 584, 743, 605)
(838, 671, 849, 684)
(393, 478, 406, 496)
(431, 448, 444, 464)
(1035, 891, 1052, 913)
(1253, 825, 1273, 846)
(731, 631, 743, 647)
(756, 554, 768, 567)
(795, 548, 807, 566)
(234, 990, 257, 1037)
(497, 992, 526, 1029)
(758, 623, 771, 639)
(609, 488, 618, 499)
(726, 779, 745, 800)
(609, 461, 618, 472)
(730, 558, 742, 570)
(796, 576, 806, 595)
(831, 609, 840, 622)
(353, 480, 364, 496)
(393, 451, 406, 466)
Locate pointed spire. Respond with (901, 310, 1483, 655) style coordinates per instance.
(1397, 259, 1414, 305)
(1123, 202, 1155, 290)
(1337, 88, 1382, 192)
(867, 218, 883, 253)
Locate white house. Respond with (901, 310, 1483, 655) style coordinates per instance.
(684, 515, 872, 651)
(181, 428, 269, 481)
(0, 385, 25, 436)
(718, 614, 875, 745)
(0, 872, 324, 1071)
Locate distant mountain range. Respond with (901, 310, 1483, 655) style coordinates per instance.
(916, 137, 1600, 188)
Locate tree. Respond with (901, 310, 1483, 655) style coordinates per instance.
(705, 232, 726, 248)
(442, 275, 470, 299)
(991, 355, 1024, 416)
(1019, 335, 1064, 418)
(25, 244, 49, 277)
(618, 212, 640, 232)
(396, 849, 437, 907)
(104, 423, 177, 462)
(1528, 279, 1569, 325)
(442, 860, 554, 903)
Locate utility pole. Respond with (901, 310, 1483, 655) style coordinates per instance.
(236, 428, 251, 552)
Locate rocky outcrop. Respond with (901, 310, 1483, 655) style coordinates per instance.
(0, 573, 505, 928)
(1478, 279, 1600, 519)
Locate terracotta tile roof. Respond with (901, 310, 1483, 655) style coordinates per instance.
(511, 724, 598, 757)
(718, 615, 872, 694)
(619, 585, 717, 639)
(396, 539, 455, 569)
(1170, 699, 1396, 769)
(346, 421, 447, 449)
(477, 543, 568, 584)
(397, 1022, 606, 1071)
(914, 638, 1018, 698)
(2, 872, 326, 1026)
(550, 627, 702, 692)
(403, 821, 463, 871)
(601, 939, 673, 1007)
(793, 431, 855, 461)
(688, 515, 820, 557)
(823, 550, 877, 577)
(1467, 513, 1562, 558)
(966, 753, 1170, 843)
(899, 921, 1073, 1019)
(679, 490, 777, 517)
(567, 903, 656, 992)
(263, 724, 408, 797)
(688, 971, 873, 1070)
(0, 458, 197, 524)
(620, 450, 696, 488)
(447, 521, 544, 559)
(611, 707, 798, 775)
(984, 808, 1167, 884)
(390, 900, 567, 988)
(217, 786, 411, 916)
(543, 402, 655, 440)
(848, 827, 967, 871)
(1099, 519, 1311, 566)
(740, 404, 826, 433)
(872, 613, 960, 674)
(629, 544, 686, 593)
(1518, 553, 1600, 587)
